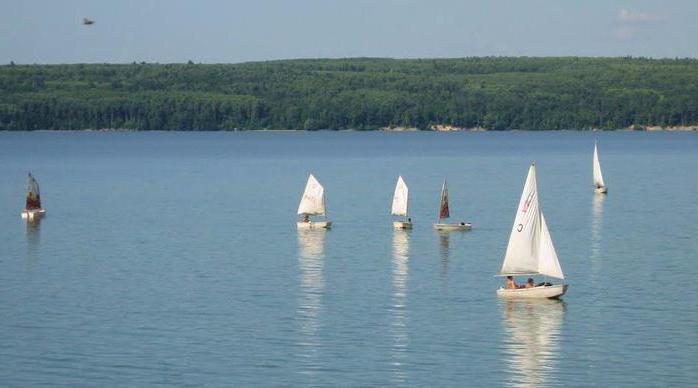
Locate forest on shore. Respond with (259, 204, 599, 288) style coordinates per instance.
(1, 57, 698, 131)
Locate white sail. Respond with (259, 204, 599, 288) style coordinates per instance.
(391, 176, 409, 216)
(538, 214, 564, 279)
(297, 174, 326, 215)
(499, 164, 564, 279)
(593, 142, 605, 188)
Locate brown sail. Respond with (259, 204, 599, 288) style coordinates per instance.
(439, 180, 450, 220)
(25, 173, 42, 210)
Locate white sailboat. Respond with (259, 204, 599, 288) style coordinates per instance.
(297, 174, 331, 229)
(497, 163, 567, 299)
(391, 176, 412, 229)
(21, 173, 46, 220)
(593, 141, 608, 194)
(433, 179, 471, 231)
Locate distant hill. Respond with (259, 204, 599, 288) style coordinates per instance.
(1, 57, 698, 131)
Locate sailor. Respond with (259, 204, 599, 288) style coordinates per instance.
(504, 276, 518, 289)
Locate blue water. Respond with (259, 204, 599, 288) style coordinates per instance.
(0, 131, 696, 386)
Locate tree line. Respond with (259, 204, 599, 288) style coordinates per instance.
(1, 57, 698, 131)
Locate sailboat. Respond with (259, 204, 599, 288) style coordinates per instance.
(497, 163, 567, 299)
(593, 141, 608, 194)
(297, 174, 331, 229)
(21, 173, 46, 220)
(433, 180, 471, 231)
(391, 176, 412, 229)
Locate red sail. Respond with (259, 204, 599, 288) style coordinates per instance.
(25, 173, 42, 210)
(439, 182, 450, 219)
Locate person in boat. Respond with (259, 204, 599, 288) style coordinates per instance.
(504, 276, 518, 289)
(300, 214, 309, 223)
(525, 278, 535, 288)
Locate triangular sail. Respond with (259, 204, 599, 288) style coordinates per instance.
(438, 180, 450, 220)
(499, 164, 564, 279)
(593, 142, 605, 188)
(297, 174, 326, 215)
(538, 214, 564, 279)
(25, 173, 42, 210)
(500, 165, 540, 276)
(391, 176, 409, 216)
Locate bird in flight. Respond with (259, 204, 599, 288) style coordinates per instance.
(83, 18, 95, 25)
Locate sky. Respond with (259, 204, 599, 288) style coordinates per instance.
(2, 0, 697, 64)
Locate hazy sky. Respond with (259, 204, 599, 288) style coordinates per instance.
(2, 0, 697, 64)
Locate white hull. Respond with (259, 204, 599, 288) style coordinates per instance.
(434, 222, 471, 231)
(21, 208, 45, 220)
(393, 221, 412, 230)
(594, 186, 608, 194)
(497, 284, 568, 299)
(297, 220, 332, 229)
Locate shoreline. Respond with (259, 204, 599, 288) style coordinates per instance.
(6, 125, 698, 133)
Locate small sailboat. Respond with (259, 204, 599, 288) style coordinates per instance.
(297, 174, 331, 229)
(497, 163, 567, 299)
(391, 176, 412, 229)
(21, 173, 46, 220)
(593, 141, 608, 194)
(433, 180, 471, 231)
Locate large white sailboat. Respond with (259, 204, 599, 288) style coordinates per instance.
(497, 163, 567, 299)
(391, 176, 412, 229)
(21, 173, 46, 220)
(297, 174, 331, 229)
(593, 141, 608, 194)
(433, 179, 471, 231)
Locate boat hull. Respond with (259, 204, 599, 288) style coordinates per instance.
(21, 208, 45, 220)
(434, 222, 471, 231)
(497, 284, 568, 299)
(296, 220, 332, 229)
(594, 186, 608, 194)
(393, 221, 412, 230)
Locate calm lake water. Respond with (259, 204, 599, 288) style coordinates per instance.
(1, 131, 697, 386)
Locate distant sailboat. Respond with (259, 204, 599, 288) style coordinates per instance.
(593, 141, 608, 194)
(21, 173, 46, 220)
(497, 163, 567, 299)
(391, 176, 412, 229)
(297, 174, 331, 229)
(433, 179, 471, 231)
